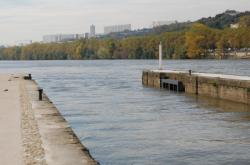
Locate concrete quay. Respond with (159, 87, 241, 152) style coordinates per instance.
(0, 74, 99, 165)
(142, 70, 250, 105)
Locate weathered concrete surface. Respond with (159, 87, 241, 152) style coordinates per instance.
(143, 70, 250, 104)
(23, 77, 99, 165)
(0, 74, 23, 165)
(20, 76, 47, 165)
(0, 74, 98, 165)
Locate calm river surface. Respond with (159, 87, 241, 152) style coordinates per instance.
(1, 60, 250, 165)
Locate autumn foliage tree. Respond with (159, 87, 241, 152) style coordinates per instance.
(185, 23, 217, 58)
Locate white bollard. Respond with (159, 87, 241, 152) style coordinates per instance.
(159, 42, 163, 70)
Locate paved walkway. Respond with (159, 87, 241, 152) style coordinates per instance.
(0, 75, 23, 165)
(0, 74, 98, 165)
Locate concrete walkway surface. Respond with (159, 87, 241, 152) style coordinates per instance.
(0, 74, 99, 165)
(0, 75, 23, 165)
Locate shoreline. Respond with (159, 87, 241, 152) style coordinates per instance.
(0, 74, 99, 165)
(0, 57, 250, 61)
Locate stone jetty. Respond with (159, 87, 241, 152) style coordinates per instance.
(142, 70, 250, 104)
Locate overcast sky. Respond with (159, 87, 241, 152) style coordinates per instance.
(0, 0, 250, 45)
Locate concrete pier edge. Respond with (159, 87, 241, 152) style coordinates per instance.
(142, 69, 250, 105)
(20, 74, 99, 165)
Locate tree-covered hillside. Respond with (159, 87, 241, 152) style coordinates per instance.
(103, 10, 250, 38)
(198, 10, 250, 29)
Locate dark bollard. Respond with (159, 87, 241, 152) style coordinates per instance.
(38, 88, 43, 101)
(24, 74, 32, 80)
(189, 70, 192, 76)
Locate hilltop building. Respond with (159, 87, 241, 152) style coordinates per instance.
(104, 24, 131, 34)
(152, 20, 178, 28)
(230, 23, 239, 29)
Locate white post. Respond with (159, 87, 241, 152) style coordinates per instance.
(159, 42, 163, 70)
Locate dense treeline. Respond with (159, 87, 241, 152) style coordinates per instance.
(0, 16, 250, 60)
(0, 32, 186, 60)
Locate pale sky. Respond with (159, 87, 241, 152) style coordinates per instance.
(0, 0, 250, 45)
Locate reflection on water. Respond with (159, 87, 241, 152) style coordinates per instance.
(192, 94, 250, 113)
(0, 60, 250, 165)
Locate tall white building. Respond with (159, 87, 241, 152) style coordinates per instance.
(104, 24, 131, 34)
(90, 25, 96, 38)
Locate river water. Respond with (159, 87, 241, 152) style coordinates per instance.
(0, 60, 250, 165)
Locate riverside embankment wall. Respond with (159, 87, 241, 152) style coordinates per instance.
(142, 70, 250, 105)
